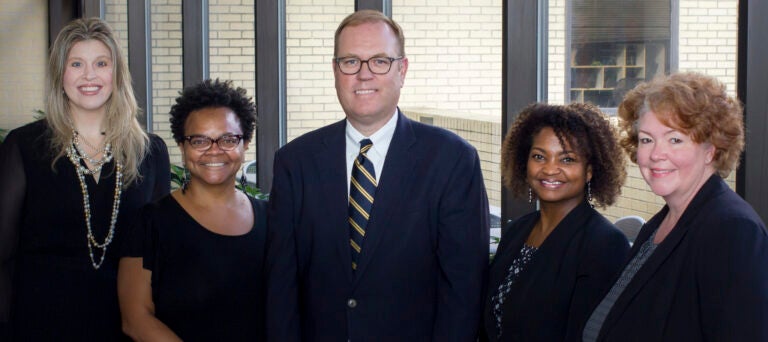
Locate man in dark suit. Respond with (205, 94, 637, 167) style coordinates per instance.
(265, 9, 489, 342)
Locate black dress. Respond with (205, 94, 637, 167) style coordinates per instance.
(0, 120, 170, 341)
(124, 195, 267, 341)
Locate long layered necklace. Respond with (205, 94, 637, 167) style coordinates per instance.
(65, 130, 122, 269)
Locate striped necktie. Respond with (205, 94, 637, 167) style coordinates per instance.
(349, 139, 377, 271)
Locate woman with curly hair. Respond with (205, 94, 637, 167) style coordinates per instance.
(0, 18, 169, 340)
(583, 72, 768, 341)
(118, 79, 265, 341)
(481, 102, 629, 341)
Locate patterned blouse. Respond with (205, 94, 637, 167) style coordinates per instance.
(490, 244, 539, 339)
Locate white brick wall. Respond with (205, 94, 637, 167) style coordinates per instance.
(285, 0, 352, 140)
(547, 0, 566, 104)
(0, 0, 47, 130)
(393, 0, 502, 121)
(149, 0, 184, 163)
(678, 0, 738, 96)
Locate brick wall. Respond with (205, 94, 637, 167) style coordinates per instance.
(393, 0, 502, 119)
(678, 0, 738, 96)
(285, 0, 353, 140)
(104, 1, 128, 51)
(547, 0, 567, 104)
(0, 0, 47, 130)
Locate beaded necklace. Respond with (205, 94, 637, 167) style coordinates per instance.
(65, 134, 122, 270)
(72, 130, 111, 172)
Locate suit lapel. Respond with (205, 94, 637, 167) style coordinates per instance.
(316, 120, 356, 284)
(599, 175, 723, 339)
(499, 203, 595, 314)
(352, 111, 418, 285)
(488, 215, 536, 294)
(484, 212, 535, 336)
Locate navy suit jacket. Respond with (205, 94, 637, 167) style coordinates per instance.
(594, 175, 768, 341)
(265, 111, 490, 341)
(481, 201, 629, 342)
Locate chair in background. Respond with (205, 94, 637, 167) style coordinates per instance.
(614, 215, 646, 244)
(240, 160, 257, 186)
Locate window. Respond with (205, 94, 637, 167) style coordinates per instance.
(567, 0, 672, 110)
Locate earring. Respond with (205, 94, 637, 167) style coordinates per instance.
(586, 181, 594, 208)
(240, 173, 248, 192)
(528, 187, 533, 204)
(181, 167, 190, 193)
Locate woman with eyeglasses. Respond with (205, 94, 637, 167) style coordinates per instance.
(118, 79, 266, 341)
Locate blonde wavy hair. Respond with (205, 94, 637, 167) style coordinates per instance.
(45, 17, 148, 186)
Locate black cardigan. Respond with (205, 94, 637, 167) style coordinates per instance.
(481, 201, 630, 341)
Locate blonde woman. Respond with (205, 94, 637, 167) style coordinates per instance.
(0, 18, 169, 340)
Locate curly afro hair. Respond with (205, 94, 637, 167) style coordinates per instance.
(501, 102, 627, 208)
(169, 78, 256, 144)
(617, 72, 744, 178)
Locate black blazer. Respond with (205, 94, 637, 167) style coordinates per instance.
(481, 201, 629, 341)
(265, 111, 490, 342)
(594, 175, 768, 341)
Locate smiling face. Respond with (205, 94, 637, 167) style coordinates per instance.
(636, 111, 715, 208)
(334, 21, 408, 134)
(181, 107, 248, 189)
(63, 40, 114, 116)
(527, 127, 592, 209)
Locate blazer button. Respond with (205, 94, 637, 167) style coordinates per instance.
(347, 299, 357, 308)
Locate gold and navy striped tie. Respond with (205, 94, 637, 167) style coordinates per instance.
(349, 139, 376, 271)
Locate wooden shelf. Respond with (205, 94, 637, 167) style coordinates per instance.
(570, 43, 647, 107)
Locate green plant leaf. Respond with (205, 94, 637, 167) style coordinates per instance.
(169, 164, 268, 200)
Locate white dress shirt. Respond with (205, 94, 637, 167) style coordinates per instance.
(345, 110, 398, 196)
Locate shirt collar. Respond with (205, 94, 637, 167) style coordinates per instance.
(345, 109, 398, 153)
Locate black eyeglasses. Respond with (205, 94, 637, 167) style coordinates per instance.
(334, 56, 404, 75)
(183, 134, 244, 151)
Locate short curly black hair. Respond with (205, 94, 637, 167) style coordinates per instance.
(501, 102, 627, 208)
(169, 78, 256, 144)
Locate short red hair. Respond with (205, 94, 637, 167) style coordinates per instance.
(618, 72, 744, 177)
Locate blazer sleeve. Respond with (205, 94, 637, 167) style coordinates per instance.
(698, 214, 768, 341)
(0, 130, 25, 335)
(264, 149, 301, 342)
(564, 224, 629, 341)
(432, 147, 490, 341)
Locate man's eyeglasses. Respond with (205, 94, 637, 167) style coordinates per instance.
(334, 56, 404, 75)
(183, 134, 244, 151)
